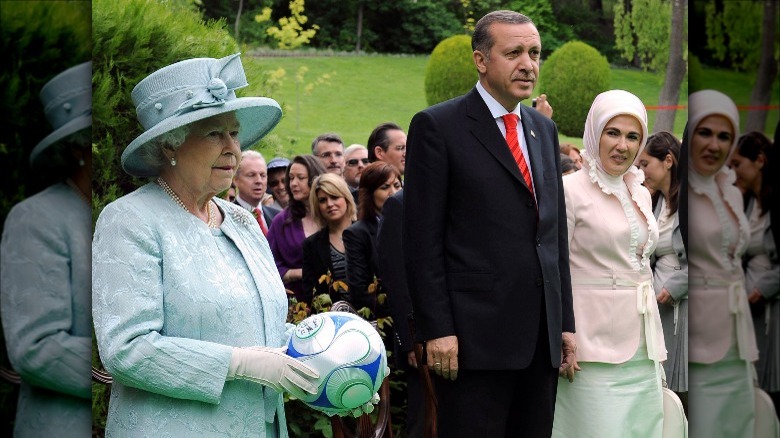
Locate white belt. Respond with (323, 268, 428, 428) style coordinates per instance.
(690, 275, 754, 361)
(572, 276, 661, 362)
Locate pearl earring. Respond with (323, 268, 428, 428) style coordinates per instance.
(171, 157, 177, 167)
(78, 158, 85, 167)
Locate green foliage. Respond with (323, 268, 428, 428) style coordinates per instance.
(688, 54, 703, 93)
(552, 0, 620, 63)
(506, 0, 573, 54)
(613, 0, 677, 72)
(424, 35, 476, 106)
(0, 0, 91, 227)
(705, 0, 778, 72)
(539, 41, 611, 137)
(259, 0, 320, 50)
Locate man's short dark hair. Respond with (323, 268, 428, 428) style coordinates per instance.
(311, 133, 344, 154)
(367, 122, 402, 162)
(472, 10, 534, 58)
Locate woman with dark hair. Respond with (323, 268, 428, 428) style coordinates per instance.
(267, 154, 326, 302)
(343, 162, 402, 312)
(302, 173, 357, 305)
(637, 131, 688, 405)
(731, 131, 779, 413)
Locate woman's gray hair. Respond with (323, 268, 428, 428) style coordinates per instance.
(139, 124, 191, 171)
(472, 10, 534, 58)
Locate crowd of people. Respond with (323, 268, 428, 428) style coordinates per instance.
(2, 7, 778, 438)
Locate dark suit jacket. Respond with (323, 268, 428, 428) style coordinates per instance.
(376, 190, 415, 361)
(403, 87, 574, 370)
(302, 227, 348, 303)
(343, 219, 381, 312)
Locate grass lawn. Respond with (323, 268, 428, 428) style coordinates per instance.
(248, 54, 777, 156)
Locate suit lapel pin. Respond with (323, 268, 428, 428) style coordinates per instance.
(530, 130, 536, 138)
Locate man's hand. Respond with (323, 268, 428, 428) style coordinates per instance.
(534, 94, 553, 119)
(559, 332, 580, 383)
(426, 335, 458, 381)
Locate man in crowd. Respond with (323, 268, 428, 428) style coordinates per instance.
(233, 150, 280, 236)
(312, 133, 345, 176)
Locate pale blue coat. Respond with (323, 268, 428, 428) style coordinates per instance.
(1, 183, 92, 437)
(93, 183, 293, 437)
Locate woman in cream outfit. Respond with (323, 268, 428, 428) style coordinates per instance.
(553, 90, 666, 437)
(687, 90, 758, 438)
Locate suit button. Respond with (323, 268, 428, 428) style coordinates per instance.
(536, 238, 541, 247)
(527, 201, 534, 208)
(536, 278, 543, 286)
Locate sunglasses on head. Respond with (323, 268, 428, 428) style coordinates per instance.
(346, 158, 370, 166)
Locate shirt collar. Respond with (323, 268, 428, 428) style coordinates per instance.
(475, 81, 521, 120)
(235, 195, 259, 211)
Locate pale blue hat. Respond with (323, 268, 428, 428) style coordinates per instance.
(30, 61, 92, 169)
(122, 53, 282, 177)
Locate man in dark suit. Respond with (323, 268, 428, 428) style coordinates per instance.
(403, 10, 576, 437)
(233, 150, 280, 235)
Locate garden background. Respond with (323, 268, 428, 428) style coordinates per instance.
(0, 0, 778, 436)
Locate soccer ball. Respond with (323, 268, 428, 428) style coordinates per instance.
(286, 311, 389, 414)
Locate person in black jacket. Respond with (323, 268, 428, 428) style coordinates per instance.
(302, 174, 356, 307)
(343, 162, 402, 314)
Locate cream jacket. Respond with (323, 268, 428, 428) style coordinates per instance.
(564, 161, 665, 364)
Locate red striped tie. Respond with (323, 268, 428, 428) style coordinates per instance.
(501, 113, 534, 195)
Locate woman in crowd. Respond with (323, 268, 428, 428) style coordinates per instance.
(344, 162, 402, 313)
(553, 90, 666, 437)
(637, 131, 688, 408)
(687, 89, 757, 438)
(267, 155, 326, 302)
(302, 173, 357, 305)
(731, 131, 779, 414)
(1, 62, 92, 437)
(92, 54, 322, 437)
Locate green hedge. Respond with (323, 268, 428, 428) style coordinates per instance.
(538, 41, 611, 137)
(424, 34, 476, 106)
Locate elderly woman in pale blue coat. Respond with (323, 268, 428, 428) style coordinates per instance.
(1, 62, 92, 437)
(92, 54, 321, 437)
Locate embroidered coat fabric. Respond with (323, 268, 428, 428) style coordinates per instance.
(92, 183, 292, 437)
(1, 183, 92, 437)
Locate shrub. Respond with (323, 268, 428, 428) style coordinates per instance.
(538, 41, 611, 137)
(424, 34, 476, 106)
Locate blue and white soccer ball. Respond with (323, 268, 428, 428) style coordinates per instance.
(286, 311, 389, 414)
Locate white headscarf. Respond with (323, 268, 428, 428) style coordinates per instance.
(687, 89, 741, 185)
(582, 89, 649, 177)
(580, 90, 655, 270)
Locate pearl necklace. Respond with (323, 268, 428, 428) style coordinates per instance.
(157, 177, 219, 228)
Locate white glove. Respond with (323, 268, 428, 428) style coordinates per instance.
(228, 346, 319, 399)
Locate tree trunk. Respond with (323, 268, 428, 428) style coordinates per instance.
(356, 1, 364, 53)
(234, 0, 244, 42)
(745, 0, 778, 133)
(653, 0, 687, 134)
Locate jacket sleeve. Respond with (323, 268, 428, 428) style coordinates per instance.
(0, 202, 91, 399)
(344, 224, 376, 311)
(377, 195, 415, 352)
(302, 233, 327, 301)
(403, 110, 455, 341)
(92, 202, 232, 404)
